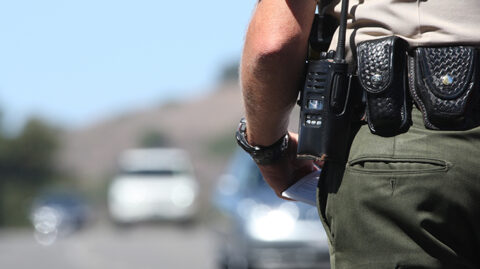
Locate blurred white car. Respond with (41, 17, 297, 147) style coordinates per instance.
(108, 148, 199, 224)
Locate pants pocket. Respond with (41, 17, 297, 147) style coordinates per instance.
(324, 156, 479, 268)
(347, 156, 450, 174)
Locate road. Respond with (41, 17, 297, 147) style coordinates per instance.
(0, 222, 217, 269)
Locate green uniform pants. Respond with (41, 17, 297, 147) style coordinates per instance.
(317, 107, 480, 269)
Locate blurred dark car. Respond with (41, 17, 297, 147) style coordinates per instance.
(212, 150, 330, 269)
(30, 191, 90, 243)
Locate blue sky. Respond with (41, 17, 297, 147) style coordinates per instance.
(0, 0, 256, 131)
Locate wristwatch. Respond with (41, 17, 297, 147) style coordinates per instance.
(235, 118, 289, 165)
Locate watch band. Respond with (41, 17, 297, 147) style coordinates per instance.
(235, 118, 289, 165)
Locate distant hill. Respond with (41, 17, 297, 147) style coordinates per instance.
(58, 81, 242, 182)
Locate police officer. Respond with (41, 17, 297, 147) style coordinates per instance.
(238, 0, 480, 268)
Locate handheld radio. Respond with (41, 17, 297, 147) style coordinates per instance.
(297, 0, 353, 162)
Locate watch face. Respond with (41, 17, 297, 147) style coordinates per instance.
(236, 129, 253, 153)
(236, 118, 256, 152)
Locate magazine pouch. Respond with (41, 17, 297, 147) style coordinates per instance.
(357, 36, 412, 136)
(409, 46, 480, 130)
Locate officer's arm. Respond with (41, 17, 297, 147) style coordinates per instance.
(240, 0, 318, 198)
(241, 0, 317, 147)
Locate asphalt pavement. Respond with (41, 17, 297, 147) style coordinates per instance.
(0, 222, 217, 269)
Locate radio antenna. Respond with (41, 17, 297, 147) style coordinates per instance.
(335, 0, 349, 61)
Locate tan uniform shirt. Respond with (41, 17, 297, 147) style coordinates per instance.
(328, 0, 480, 62)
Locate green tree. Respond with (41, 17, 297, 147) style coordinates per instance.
(219, 61, 239, 83)
(138, 129, 171, 148)
(0, 118, 59, 226)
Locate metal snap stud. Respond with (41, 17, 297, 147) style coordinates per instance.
(441, 75, 453, 86)
(371, 74, 382, 83)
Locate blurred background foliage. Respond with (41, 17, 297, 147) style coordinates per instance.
(138, 129, 171, 148)
(218, 60, 239, 84)
(0, 115, 66, 226)
(206, 131, 238, 159)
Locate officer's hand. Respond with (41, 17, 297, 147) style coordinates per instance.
(258, 132, 323, 199)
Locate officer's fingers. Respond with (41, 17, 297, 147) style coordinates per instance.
(287, 131, 299, 143)
(314, 160, 324, 169)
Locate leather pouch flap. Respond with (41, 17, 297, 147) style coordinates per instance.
(357, 36, 401, 94)
(416, 47, 476, 100)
